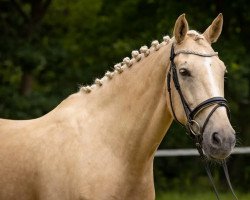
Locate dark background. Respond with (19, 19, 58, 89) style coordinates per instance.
(0, 0, 249, 193)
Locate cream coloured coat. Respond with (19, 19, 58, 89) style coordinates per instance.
(0, 14, 234, 200)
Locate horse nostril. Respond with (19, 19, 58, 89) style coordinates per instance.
(212, 132, 221, 146)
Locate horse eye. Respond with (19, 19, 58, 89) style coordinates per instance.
(179, 68, 191, 76)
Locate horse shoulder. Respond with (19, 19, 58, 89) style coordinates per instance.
(0, 115, 82, 199)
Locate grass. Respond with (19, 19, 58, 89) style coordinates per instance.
(156, 191, 250, 200)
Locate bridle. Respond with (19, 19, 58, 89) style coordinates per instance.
(167, 44, 238, 200)
(167, 44, 230, 152)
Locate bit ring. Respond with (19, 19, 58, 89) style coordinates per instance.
(188, 120, 201, 136)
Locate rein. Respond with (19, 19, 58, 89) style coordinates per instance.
(167, 44, 238, 200)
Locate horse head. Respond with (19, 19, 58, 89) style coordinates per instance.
(167, 14, 236, 160)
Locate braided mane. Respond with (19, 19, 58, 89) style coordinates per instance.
(79, 30, 210, 94)
(80, 35, 171, 93)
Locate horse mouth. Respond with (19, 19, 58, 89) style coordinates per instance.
(206, 151, 231, 161)
(201, 129, 236, 160)
(202, 143, 234, 160)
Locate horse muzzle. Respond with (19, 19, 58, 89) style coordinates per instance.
(202, 127, 236, 160)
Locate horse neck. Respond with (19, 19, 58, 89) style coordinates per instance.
(57, 43, 173, 169)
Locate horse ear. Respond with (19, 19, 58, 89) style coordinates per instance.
(203, 13, 223, 43)
(173, 14, 189, 44)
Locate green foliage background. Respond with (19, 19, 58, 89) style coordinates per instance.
(0, 0, 249, 193)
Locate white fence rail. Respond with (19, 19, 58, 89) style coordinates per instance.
(155, 147, 250, 157)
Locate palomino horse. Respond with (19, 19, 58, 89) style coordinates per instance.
(0, 14, 236, 200)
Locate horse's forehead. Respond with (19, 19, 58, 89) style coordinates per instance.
(186, 38, 212, 52)
(177, 54, 222, 70)
(175, 51, 224, 75)
(176, 35, 223, 69)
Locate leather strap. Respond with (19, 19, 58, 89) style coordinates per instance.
(222, 160, 239, 200)
(189, 97, 229, 120)
(204, 162, 220, 200)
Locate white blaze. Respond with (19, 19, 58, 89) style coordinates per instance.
(204, 57, 220, 96)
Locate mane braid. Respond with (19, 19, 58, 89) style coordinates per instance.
(80, 35, 171, 93)
(187, 30, 204, 41)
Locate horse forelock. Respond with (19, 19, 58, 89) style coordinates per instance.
(80, 35, 172, 94)
(187, 30, 204, 40)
